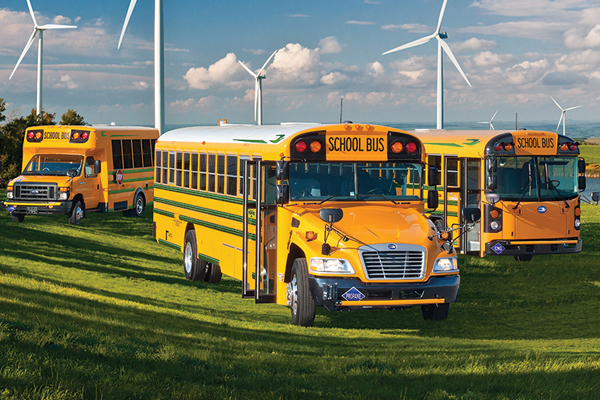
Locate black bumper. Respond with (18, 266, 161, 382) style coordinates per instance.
(485, 240, 582, 257)
(4, 201, 73, 216)
(308, 275, 460, 311)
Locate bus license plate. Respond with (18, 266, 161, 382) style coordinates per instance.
(26, 207, 38, 214)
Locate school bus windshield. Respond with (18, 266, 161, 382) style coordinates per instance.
(492, 156, 578, 201)
(289, 162, 422, 201)
(23, 154, 84, 176)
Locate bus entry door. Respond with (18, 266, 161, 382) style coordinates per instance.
(242, 159, 277, 303)
(461, 158, 481, 254)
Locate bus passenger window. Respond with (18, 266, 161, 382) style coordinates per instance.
(122, 140, 133, 169)
(428, 155, 441, 186)
(447, 159, 459, 187)
(217, 155, 225, 194)
(132, 140, 143, 168)
(176, 152, 183, 187)
(162, 151, 168, 184)
(191, 153, 198, 190)
(200, 153, 207, 191)
(183, 152, 190, 188)
(168, 152, 175, 185)
(142, 139, 152, 167)
(111, 140, 123, 170)
(208, 154, 216, 192)
(227, 155, 237, 196)
(155, 151, 161, 184)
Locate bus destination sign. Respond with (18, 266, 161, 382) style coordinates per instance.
(326, 134, 387, 161)
(513, 131, 558, 156)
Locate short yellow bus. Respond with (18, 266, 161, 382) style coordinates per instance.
(3, 125, 159, 224)
(153, 122, 478, 326)
(413, 129, 585, 261)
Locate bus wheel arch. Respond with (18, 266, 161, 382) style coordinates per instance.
(284, 243, 306, 283)
(288, 257, 316, 327)
(69, 195, 85, 225)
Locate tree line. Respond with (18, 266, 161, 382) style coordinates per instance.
(0, 97, 86, 187)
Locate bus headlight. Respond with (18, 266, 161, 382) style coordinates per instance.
(58, 192, 69, 201)
(6, 191, 13, 199)
(433, 257, 458, 273)
(574, 218, 581, 229)
(310, 258, 354, 275)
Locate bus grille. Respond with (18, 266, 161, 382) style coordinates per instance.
(14, 183, 56, 201)
(361, 250, 425, 280)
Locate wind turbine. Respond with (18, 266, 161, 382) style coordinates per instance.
(551, 96, 583, 136)
(10, 0, 77, 115)
(118, 0, 165, 135)
(382, 0, 471, 130)
(238, 50, 277, 126)
(477, 110, 498, 130)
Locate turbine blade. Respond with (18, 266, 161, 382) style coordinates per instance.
(239, 60, 258, 78)
(438, 37, 471, 86)
(118, 0, 138, 49)
(38, 24, 77, 30)
(491, 109, 499, 121)
(565, 105, 583, 111)
(490, 122, 495, 130)
(26, 0, 38, 26)
(257, 50, 277, 77)
(556, 113, 564, 133)
(382, 34, 435, 55)
(435, 0, 448, 33)
(9, 29, 37, 80)
(550, 96, 563, 111)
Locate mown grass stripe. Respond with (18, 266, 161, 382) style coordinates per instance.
(155, 197, 256, 225)
(155, 183, 253, 206)
(158, 238, 180, 251)
(179, 214, 256, 242)
(154, 208, 175, 218)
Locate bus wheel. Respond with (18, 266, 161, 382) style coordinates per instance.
(205, 263, 222, 284)
(11, 214, 25, 223)
(421, 303, 449, 321)
(288, 258, 316, 327)
(132, 193, 145, 217)
(183, 230, 207, 281)
(69, 200, 84, 225)
(514, 255, 533, 262)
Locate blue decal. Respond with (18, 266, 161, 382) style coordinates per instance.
(388, 244, 397, 250)
(6, 205, 15, 212)
(491, 243, 505, 255)
(342, 287, 365, 302)
(537, 206, 547, 214)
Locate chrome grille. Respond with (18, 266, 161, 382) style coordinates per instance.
(14, 183, 56, 201)
(360, 245, 425, 280)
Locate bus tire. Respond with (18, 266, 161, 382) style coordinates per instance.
(183, 230, 207, 281)
(289, 258, 316, 327)
(132, 192, 145, 217)
(11, 214, 25, 223)
(421, 303, 449, 321)
(514, 255, 533, 262)
(205, 263, 222, 284)
(69, 200, 84, 225)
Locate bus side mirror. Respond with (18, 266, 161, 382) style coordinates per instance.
(320, 208, 343, 224)
(485, 192, 500, 206)
(67, 169, 78, 177)
(276, 184, 289, 205)
(486, 175, 497, 191)
(427, 190, 439, 210)
(486, 157, 497, 173)
(462, 207, 481, 223)
(579, 175, 587, 192)
(94, 160, 101, 174)
(276, 160, 289, 181)
(592, 192, 600, 202)
(427, 166, 438, 187)
(578, 158, 586, 174)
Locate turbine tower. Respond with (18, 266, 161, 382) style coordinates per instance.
(382, 0, 471, 129)
(10, 0, 77, 115)
(551, 96, 583, 136)
(477, 110, 498, 130)
(238, 50, 277, 126)
(118, 0, 165, 135)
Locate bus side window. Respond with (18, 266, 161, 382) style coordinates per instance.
(168, 152, 175, 185)
(217, 154, 225, 194)
(227, 155, 237, 196)
(155, 151, 161, 184)
(176, 151, 183, 187)
(208, 154, 216, 192)
(200, 153, 207, 191)
(162, 151, 168, 184)
(428, 155, 441, 186)
(191, 152, 198, 190)
(447, 159, 459, 187)
(183, 152, 190, 188)
(142, 139, 152, 167)
(132, 140, 143, 168)
(85, 157, 97, 178)
(111, 140, 123, 170)
(122, 140, 133, 169)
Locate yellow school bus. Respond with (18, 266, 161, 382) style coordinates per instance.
(153, 123, 475, 326)
(413, 129, 585, 261)
(3, 125, 159, 224)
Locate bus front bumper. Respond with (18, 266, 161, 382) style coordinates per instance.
(485, 239, 582, 257)
(4, 200, 73, 216)
(308, 275, 460, 312)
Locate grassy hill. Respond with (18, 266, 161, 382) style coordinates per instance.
(1, 187, 600, 399)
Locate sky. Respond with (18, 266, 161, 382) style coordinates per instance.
(1, 0, 600, 129)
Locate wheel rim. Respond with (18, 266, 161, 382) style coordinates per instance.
(184, 242, 193, 274)
(76, 206, 83, 221)
(135, 197, 143, 215)
(287, 274, 298, 316)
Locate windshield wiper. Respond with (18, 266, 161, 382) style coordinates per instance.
(545, 180, 570, 208)
(357, 193, 398, 205)
(513, 175, 534, 210)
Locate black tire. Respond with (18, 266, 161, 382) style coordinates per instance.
(132, 192, 145, 217)
(183, 230, 208, 281)
(514, 255, 533, 262)
(69, 200, 84, 225)
(11, 214, 25, 223)
(421, 303, 449, 321)
(288, 258, 316, 327)
(205, 263, 222, 284)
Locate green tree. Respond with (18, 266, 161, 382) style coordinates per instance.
(60, 109, 86, 125)
(0, 98, 6, 124)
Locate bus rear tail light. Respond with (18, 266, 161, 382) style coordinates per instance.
(391, 141, 403, 153)
(569, 143, 578, 151)
(406, 142, 417, 153)
(295, 141, 307, 153)
(494, 142, 514, 152)
(26, 130, 43, 142)
(27, 132, 34, 139)
(81, 131, 89, 140)
(70, 130, 90, 143)
(309, 140, 322, 153)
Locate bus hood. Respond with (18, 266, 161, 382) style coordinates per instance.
(308, 204, 432, 246)
(9, 175, 73, 187)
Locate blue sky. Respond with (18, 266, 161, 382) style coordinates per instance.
(1, 0, 599, 129)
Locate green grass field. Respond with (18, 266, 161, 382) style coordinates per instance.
(1, 187, 600, 399)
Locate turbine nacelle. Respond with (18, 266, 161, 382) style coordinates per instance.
(239, 50, 278, 126)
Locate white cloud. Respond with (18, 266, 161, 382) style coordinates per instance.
(320, 72, 348, 85)
(366, 62, 385, 77)
(564, 25, 600, 49)
(381, 23, 430, 33)
(52, 15, 73, 25)
(57, 74, 78, 89)
(183, 53, 243, 89)
(269, 43, 321, 86)
(452, 38, 497, 52)
(504, 59, 550, 85)
(318, 36, 344, 54)
(345, 21, 375, 25)
(471, 51, 515, 67)
(469, 0, 590, 17)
